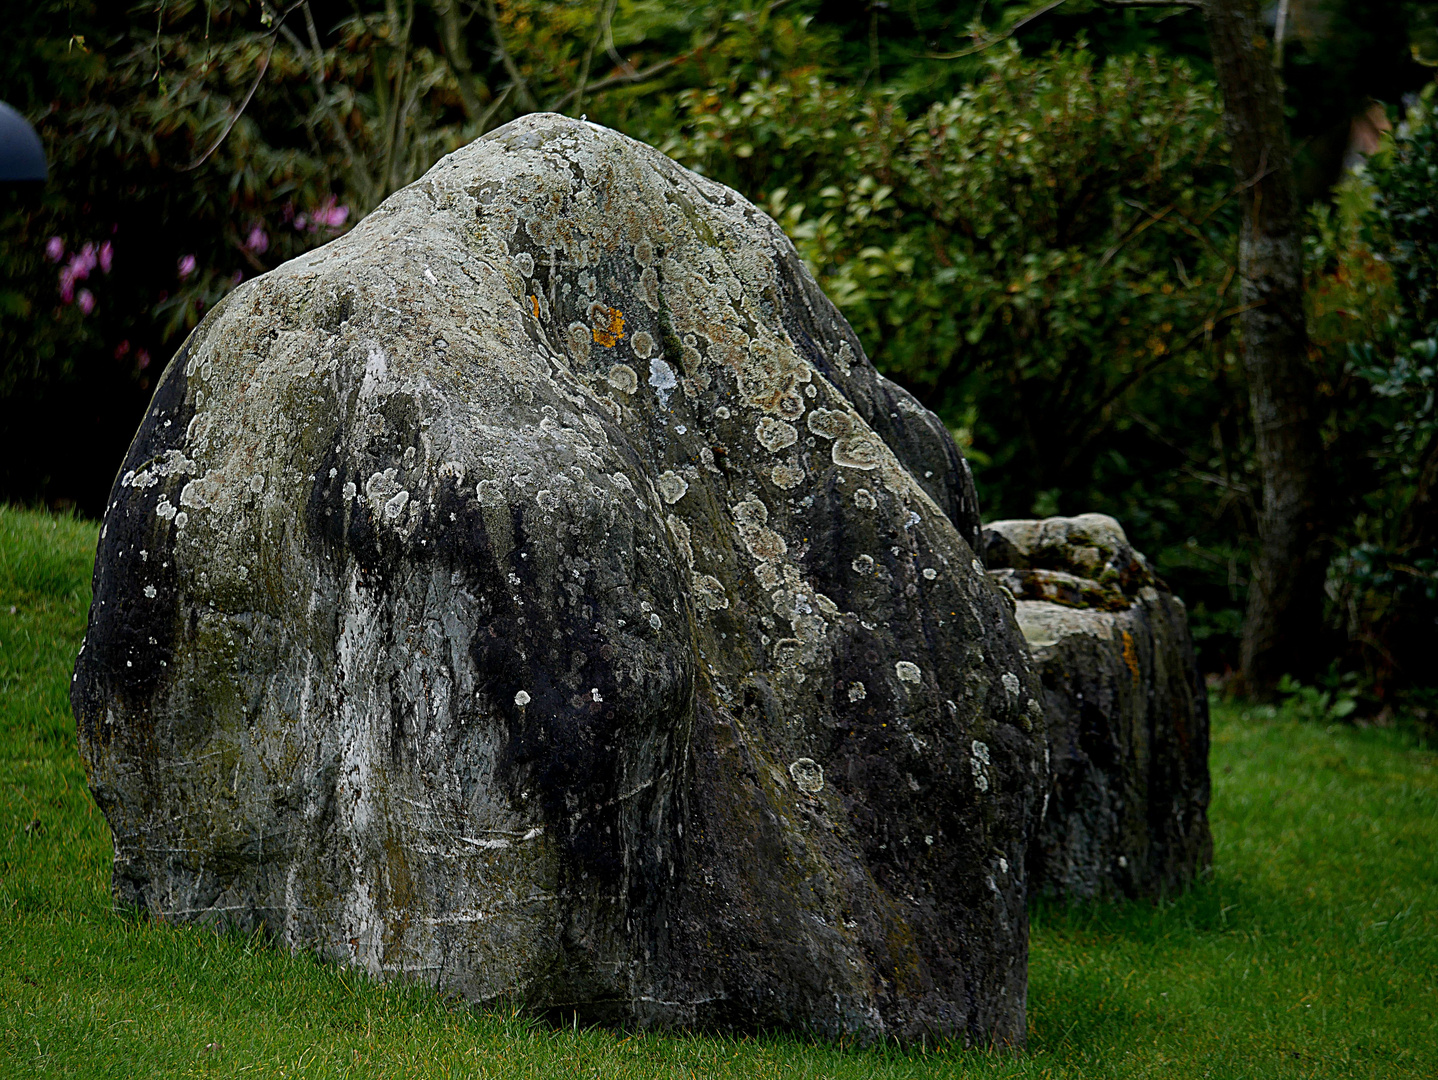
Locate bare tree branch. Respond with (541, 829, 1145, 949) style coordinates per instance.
(177, 1, 309, 171)
(573, 0, 619, 117)
(381, 0, 418, 197)
(926, 0, 1072, 60)
(480, 0, 539, 112)
(545, 37, 715, 114)
(476, 82, 515, 132)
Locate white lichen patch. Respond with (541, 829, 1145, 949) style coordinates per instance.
(639, 266, 660, 310)
(770, 463, 804, 490)
(848, 682, 867, 702)
(384, 490, 411, 521)
(657, 471, 689, 504)
(806, 408, 852, 440)
(854, 488, 877, 511)
(666, 514, 693, 565)
(631, 331, 656, 360)
(536, 490, 560, 512)
(788, 758, 824, 794)
(692, 574, 730, 610)
(971, 756, 990, 792)
(1001, 672, 1021, 698)
(732, 498, 787, 562)
(514, 690, 531, 706)
(851, 554, 874, 575)
(755, 417, 798, 453)
(832, 434, 883, 471)
(648, 358, 677, 404)
(607, 363, 638, 394)
(566, 321, 593, 364)
(895, 661, 922, 685)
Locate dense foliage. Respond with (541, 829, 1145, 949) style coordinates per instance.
(1315, 87, 1438, 704)
(2, 0, 1436, 686)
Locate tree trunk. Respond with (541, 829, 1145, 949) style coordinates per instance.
(1201, 0, 1328, 695)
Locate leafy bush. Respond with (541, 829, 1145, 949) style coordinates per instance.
(1314, 86, 1438, 701)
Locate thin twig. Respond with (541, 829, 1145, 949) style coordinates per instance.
(176, 0, 307, 171)
(573, 0, 618, 117)
(927, 0, 1072, 60)
(481, 0, 538, 112)
(476, 82, 515, 133)
(546, 39, 714, 114)
(604, 7, 637, 77)
(382, 0, 417, 197)
(1099, 202, 1174, 266)
(178, 39, 274, 170)
(297, 1, 375, 205)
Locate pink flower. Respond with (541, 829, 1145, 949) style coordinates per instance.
(299, 197, 352, 233)
(137, 349, 152, 370)
(245, 226, 269, 254)
(99, 241, 113, 273)
(63, 247, 96, 287)
(313, 198, 350, 230)
(230, 270, 244, 286)
(45, 237, 64, 262)
(178, 254, 197, 279)
(114, 340, 131, 359)
(77, 289, 95, 315)
(58, 268, 76, 303)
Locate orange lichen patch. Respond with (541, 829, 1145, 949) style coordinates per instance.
(530, 295, 540, 318)
(1121, 629, 1140, 686)
(590, 304, 625, 347)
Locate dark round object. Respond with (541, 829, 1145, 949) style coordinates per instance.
(0, 101, 47, 184)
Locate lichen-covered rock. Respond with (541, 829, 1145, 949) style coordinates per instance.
(73, 114, 1047, 1045)
(982, 515, 1211, 902)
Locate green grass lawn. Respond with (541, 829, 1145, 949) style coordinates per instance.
(2, 503, 1434, 1079)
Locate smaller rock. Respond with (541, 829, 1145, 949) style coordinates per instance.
(984, 514, 1212, 902)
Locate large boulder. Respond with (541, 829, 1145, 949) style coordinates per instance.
(73, 114, 1047, 1045)
(982, 514, 1211, 902)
